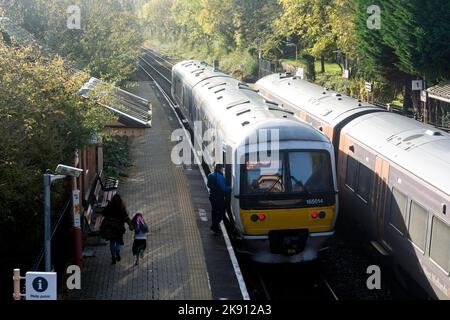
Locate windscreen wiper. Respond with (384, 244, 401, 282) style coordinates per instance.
(264, 175, 283, 195)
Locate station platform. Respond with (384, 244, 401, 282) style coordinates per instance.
(69, 80, 245, 300)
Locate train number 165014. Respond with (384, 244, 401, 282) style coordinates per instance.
(306, 198, 324, 205)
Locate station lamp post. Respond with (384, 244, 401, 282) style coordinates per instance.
(44, 165, 83, 272)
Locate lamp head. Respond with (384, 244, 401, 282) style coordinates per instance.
(55, 165, 83, 178)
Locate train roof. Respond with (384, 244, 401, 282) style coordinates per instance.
(172, 60, 233, 88)
(173, 61, 329, 146)
(342, 112, 450, 195)
(256, 74, 384, 126)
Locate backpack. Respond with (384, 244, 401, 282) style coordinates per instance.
(137, 221, 149, 234)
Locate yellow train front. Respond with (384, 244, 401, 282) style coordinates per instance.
(230, 121, 338, 263)
(172, 60, 338, 263)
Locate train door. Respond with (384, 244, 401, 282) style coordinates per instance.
(373, 156, 390, 244)
(224, 149, 237, 233)
(188, 93, 193, 120)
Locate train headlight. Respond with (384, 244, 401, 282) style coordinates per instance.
(311, 212, 318, 219)
(259, 215, 266, 221)
(319, 211, 327, 219)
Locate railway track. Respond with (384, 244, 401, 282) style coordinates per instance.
(138, 48, 339, 301)
(141, 47, 174, 73)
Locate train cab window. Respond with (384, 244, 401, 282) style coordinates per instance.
(345, 156, 358, 191)
(430, 217, 450, 273)
(408, 201, 428, 252)
(288, 151, 333, 193)
(389, 188, 408, 234)
(244, 157, 285, 194)
(357, 165, 372, 202)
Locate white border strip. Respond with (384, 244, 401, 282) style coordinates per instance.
(139, 64, 250, 301)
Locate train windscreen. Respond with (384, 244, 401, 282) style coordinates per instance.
(241, 150, 335, 209)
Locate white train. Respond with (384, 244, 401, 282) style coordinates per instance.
(256, 73, 450, 299)
(172, 61, 339, 263)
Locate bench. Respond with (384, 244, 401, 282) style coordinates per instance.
(83, 171, 119, 236)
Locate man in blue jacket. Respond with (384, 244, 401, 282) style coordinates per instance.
(207, 164, 232, 235)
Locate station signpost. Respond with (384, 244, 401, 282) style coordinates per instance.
(13, 269, 57, 300)
(25, 272, 57, 300)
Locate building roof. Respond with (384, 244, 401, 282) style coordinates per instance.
(427, 81, 450, 103)
(79, 78, 152, 128)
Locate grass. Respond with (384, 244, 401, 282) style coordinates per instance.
(281, 58, 342, 76)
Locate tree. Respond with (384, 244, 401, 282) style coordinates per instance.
(140, 0, 176, 41)
(198, 0, 238, 52)
(170, 0, 206, 47)
(0, 42, 114, 299)
(383, 0, 450, 83)
(2, 0, 144, 82)
(275, 0, 337, 73)
(356, 0, 450, 108)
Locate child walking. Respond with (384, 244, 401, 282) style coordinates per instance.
(131, 213, 149, 266)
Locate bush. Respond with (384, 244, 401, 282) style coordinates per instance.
(103, 136, 131, 179)
(220, 49, 258, 81)
(0, 44, 113, 300)
(443, 112, 450, 128)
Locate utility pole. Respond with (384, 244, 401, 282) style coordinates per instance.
(43, 173, 53, 272)
(43, 165, 83, 272)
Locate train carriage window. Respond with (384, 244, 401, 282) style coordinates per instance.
(357, 164, 372, 202)
(345, 156, 358, 191)
(430, 217, 450, 273)
(389, 188, 408, 234)
(408, 201, 428, 252)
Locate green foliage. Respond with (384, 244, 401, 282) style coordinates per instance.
(220, 49, 259, 81)
(443, 112, 450, 128)
(0, 43, 114, 224)
(382, 0, 450, 83)
(275, 0, 336, 60)
(355, 1, 384, 80)
(140, 0, 281, 75)
(0, 42, 115, 299)
(103, 136, 131, 179)
(3, 0, 144, 82)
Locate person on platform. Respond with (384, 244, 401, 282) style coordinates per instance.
(207, 164, 232, 235)
(100, 194, 133, 265)
(131, 213, 149, 266)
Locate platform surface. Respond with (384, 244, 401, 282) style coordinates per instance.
(69, 79, 244, 300)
